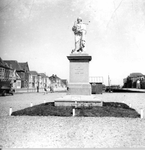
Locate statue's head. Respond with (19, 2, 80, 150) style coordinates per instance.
(77, 17, 82, 23)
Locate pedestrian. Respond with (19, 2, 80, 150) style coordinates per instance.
(37, 86, 39, 93)
(50, 85, 54, 93)
(136, 79, 141, 89)
(44, 85, 47, 95)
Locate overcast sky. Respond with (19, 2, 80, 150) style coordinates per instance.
(0, 0, 145, 85)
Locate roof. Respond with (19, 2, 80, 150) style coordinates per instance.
(19, 62, 29, 72)
(4, 60, 23, 71)
(129, 73, 144, 78)
(39, 73, 47, 77)
(49, 74, 61, 82)
(29, 71, 38, 75)
(0, 58, 13, 69)
(61, 79, 68, 85)
(0, 57, 6, 68)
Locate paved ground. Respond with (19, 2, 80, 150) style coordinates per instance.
(0, 92, 66, 117)
(0, 92, 145, 148)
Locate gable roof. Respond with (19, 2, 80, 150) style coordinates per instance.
(19, 62, 30, 72)
(0, 57, 13, 69)
(4, 60, 23, 71)
(49, 75, 56, 82)
(49, 74, 61, 82)
(29, 71, 38, 76)
(39, 73, 47, 78)
(0, 57, 6, 68)
(61, 79, 68, 85)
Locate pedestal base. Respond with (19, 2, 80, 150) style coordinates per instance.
(67, 83, 91, 95)
(54, 95, 103, 107)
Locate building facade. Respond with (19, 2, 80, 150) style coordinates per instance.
(19, 62, 30, 88)
(123, 73, 145, 89)
(29, 71, 39, 88)
(4, 60, 24, 88)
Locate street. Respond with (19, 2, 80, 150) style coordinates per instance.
(0, 92, 66, 117)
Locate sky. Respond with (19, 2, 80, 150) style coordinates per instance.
(0, 0, 145, 86)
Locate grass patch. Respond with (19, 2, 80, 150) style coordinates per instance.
(11, 102, 140, 118)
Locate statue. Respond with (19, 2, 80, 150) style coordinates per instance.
(71, 17, 90, 53)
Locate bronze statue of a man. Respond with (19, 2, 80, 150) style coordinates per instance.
(72, 17, 89, 53)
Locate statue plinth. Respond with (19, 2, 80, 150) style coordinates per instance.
(67, 53, 92, 95)
(54, 53, 102, 107)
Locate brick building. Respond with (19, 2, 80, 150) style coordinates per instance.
(123, 73, 145, 89)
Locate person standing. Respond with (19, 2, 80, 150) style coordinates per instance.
(44, 84, 47, 94)
(50, 84, 54, 93)
(37, 85, 39, 93)
(136, 79, 141, 89)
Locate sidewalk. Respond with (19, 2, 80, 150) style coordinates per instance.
(15, 87, 67, 94)
(15, 88, 42, 94)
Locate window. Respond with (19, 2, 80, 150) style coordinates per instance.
(0, 68, 5, 79)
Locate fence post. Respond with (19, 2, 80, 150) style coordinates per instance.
(72, 108, 75, 117)
(9, 107, 12, 116)
(141, 109, 143, 119)
(30, 102, 33, 107)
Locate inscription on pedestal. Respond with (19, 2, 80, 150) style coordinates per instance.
(70, 62, 89, 83)
(75, 66, 84, 75)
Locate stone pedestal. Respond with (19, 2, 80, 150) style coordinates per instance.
(54, 53, 103, 107)
(67, 53, 92, 95)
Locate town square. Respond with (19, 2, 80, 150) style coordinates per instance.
(0, 92, 145, 148)
(1, 0, 145, 148)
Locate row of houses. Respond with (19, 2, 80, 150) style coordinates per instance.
(0, 57, 67, 90)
